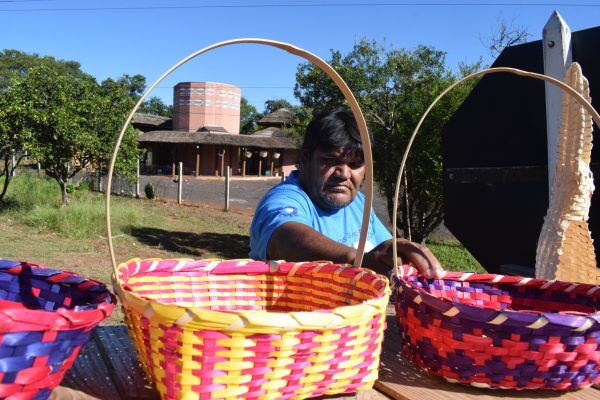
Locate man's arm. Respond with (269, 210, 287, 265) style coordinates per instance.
(267, 222, 355, 264)
(267, 222, 443, 277)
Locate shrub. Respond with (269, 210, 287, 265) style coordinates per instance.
(144, 182, 156, 200)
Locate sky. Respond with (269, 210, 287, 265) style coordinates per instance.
(1, 1, 599, 112)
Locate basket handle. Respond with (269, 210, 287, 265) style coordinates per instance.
(106, 38, 374, 277)
(392, 65, 600, 275)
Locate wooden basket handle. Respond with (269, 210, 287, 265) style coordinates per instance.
(392, 66, 600, 273)
(106, 38, 373, 276)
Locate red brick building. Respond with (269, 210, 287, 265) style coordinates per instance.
(135, 82, 300, 177)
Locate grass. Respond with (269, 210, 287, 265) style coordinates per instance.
(427, 241, 485, 273)
(0, 175, 484, 323)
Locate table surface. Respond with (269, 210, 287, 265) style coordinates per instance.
(52, 318, 600, 400)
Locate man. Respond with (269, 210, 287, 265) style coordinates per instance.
(249, 108, 443, 278)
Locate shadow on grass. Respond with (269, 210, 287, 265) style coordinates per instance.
(127, 226, 250, 259)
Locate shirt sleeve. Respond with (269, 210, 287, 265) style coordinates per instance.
(370, 211, 393, 246)
(249, 187, 314, 260)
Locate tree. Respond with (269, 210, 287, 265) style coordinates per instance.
(0, 50, 86, 201)
(0, 90, 34, 202)
(6, 66, 139, 206)
(240, 97, 260, 134)
(482, 16, 530, 58)
(138, 96, 173, 117)
(0, 49, 83, 92)
(294, 38, 479, 242)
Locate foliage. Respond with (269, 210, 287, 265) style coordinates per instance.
(240, 97, 260, 134)
(144, 182, 156, 200)
(138, 96, 173, 117)
(0, 49, 83, 92)
(0, 50, 85, 202)
(294, 38, 480, 242)
(4, 66, 140, 206)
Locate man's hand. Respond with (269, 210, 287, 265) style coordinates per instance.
(362, 238, 444, 278)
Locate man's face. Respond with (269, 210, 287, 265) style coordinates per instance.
(300, 147, 365, 210)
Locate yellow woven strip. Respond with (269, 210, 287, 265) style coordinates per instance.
(148, 323, 166, 396)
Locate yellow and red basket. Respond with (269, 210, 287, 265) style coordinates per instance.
(115, 258, 388, 399)
(106, 39, 388, 399)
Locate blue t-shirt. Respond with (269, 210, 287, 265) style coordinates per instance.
(249, 171, 393, 260)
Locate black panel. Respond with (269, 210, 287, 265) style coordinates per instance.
(442, 26, 600, 274)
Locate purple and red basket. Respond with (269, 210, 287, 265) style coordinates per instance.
(393, 266, 600, 390)
(0, 259, 114, 400)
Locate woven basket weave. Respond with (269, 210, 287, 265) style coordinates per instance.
(0, 259, 114, 400)
(394, 266, 600, 390)
(392, 64, 600, 390)
(115, 259, 388, 399)
(106, 39, 389, 400)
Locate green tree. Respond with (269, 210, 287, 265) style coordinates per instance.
(0, 90, 34, 202)
(0, 50, 86, 201)
(240, 97, 260, 134)
(6, 66, 139, 206)
(0, 49, 83, 92)
(138, 96, 173, 117)
(294, 38, 479, 242)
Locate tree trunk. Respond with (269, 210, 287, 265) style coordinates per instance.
(0, 155, 11, 202)
(59, 180, 70, 207)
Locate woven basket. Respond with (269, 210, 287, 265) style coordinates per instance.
(0, 259, 114, 400)
(394, 266, 600, 390)
(391, 64, 600, 390)
(106, 39, 389, 399)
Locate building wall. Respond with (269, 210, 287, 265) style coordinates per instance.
(173, 82, 241, 134)
(281, 150, 298, 176)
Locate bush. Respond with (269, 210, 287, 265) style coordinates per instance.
(144, 182, 156, 200)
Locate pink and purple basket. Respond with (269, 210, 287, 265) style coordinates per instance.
(393, 266, 600, 390)
(0, 259, 114, 400)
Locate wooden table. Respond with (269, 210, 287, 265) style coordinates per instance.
(52, 318, 600, 400)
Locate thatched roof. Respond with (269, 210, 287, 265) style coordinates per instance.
(132, 113, 172, 132)
(198, 125, 229, 134)
(258, 108, 294, 127)
(138, 130, 299, 149)
(251, 126, 292, 138)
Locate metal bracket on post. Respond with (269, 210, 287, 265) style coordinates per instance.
(543, 11, 572, 198)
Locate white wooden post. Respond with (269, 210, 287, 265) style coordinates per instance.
(37, 162, 41, 176)
(11, 153, 15, 177)
(177, 162, 183, 204)
(224, 166, 230, 211)
(543, 11, 572, 197)
(135, 159, 140, 198)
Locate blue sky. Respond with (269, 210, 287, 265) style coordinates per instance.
(2, 1, 599, 111)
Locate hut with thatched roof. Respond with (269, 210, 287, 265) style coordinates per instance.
(134, 83, 301, 177)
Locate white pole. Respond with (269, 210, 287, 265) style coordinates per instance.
(135, 159, 140, 198)
(98, 162, 103, 192)
(543, 11, 572, 198)
(177, 162, 183, 204)
(11, 153, 15, 177)
(224, 166, 230, 211)
(37, 162, 41, 175)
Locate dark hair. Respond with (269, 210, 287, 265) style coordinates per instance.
(301, 108, 364, 161)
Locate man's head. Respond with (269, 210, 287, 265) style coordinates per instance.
(298, 108, 366, 210)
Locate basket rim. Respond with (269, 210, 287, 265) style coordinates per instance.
(394, 267, 600, 330)
(0, 259, 115, 332)
(115, 258, 389, 333)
